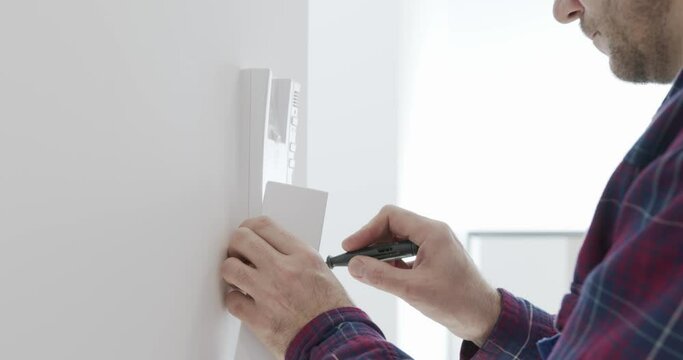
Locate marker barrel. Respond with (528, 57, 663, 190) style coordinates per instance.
(326, 241, 419, 269)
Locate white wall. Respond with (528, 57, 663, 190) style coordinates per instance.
(308, 0, 402, 344)
(0, 1, 307, 359)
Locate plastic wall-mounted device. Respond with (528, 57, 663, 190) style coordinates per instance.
(242, 69, 301, 217)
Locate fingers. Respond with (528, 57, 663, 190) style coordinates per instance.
(222, 257, 259, 296)
(228, 227, 281, 268)
(225, 290, 257, 322)
(342, 205, 429, 251)
(393, 259, 414, 270)
(240, 216, 308, 255)
(348, 256, 413, 298)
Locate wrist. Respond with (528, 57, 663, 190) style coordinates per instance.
(470, 287, 502, 347)
(285, 307, 375, 360)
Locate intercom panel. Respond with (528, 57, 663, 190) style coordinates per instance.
(241, 69, 301, 217)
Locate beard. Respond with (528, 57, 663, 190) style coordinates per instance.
(586, 0, 676, 84)
(608, 29, 656, 83)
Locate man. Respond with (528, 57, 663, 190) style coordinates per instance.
(222, 0, 683, 358)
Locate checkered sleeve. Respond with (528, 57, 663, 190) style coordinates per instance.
(460, 289, 557, 360)
(547, 150, 683, 359)
(286, 307, 413, 360)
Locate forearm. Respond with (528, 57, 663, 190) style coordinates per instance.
(286, 307, 412, 360)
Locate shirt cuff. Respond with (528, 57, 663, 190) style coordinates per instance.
(461, 289, 557, 360)
(285, 307, 384, 360)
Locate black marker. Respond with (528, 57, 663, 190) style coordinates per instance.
(326, 240, 419, 269)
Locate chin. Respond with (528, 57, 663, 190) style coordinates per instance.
(608, 46, 680, 84)
(609, 57, 650, 84)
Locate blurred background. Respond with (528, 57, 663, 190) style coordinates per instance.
(308, 0, 669, 358)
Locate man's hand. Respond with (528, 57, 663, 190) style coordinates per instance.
(222, 216, 353, 359)
(343, 205, 501, 346)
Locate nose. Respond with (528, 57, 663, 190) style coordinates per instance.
(553, 0, 585, 24)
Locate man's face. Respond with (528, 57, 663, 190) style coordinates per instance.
(554, 0, 681, 83)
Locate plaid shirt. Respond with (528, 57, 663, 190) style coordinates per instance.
(286, 72, 683, 360)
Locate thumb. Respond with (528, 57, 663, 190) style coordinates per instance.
(348, 256, 408, 297)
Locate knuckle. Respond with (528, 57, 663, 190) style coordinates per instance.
(437, 221, 458, 241)
(252, 215, 273, 229)
(418, 219, 445, 235)
(415, 221, 432, 235)
(230, 227, 251, 245)
(221, 259, 232, 276)
(435, 220, 451, 232)
(224, 258, 250, 282)
(301, 250, 323, 266)
(380, 204, 398, 214)
(226, 296, 245, 317)
(240, 215, 272, 229)
(221, 258, 237, 275)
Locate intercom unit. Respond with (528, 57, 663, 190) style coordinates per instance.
(241, 69, 301, 217)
